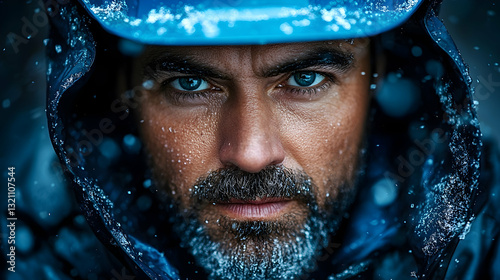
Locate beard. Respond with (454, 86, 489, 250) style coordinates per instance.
(168, 166, 359, 280)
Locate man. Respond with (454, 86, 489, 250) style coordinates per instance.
(134, 40, 371, 280)
(42, 0, 499, 279)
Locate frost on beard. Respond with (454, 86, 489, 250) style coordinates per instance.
(177, 213, 330, 280)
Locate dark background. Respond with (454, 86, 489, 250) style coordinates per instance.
(0, 0, 499, 276)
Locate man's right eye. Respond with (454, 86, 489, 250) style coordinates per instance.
(171, 77, 210, 91)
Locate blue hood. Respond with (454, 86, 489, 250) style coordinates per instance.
(45, 0, 491, 279)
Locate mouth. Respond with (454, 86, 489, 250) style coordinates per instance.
(215, 197, 293, 220)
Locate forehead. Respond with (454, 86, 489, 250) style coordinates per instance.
(138, 39, 370, 68)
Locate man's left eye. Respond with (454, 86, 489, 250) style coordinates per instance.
(287, 71, 325, 87)
(171, 77, 210, 91)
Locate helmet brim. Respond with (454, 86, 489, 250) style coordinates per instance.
(79, 0, 423, 45)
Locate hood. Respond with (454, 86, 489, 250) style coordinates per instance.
(45, 0, 489, 279)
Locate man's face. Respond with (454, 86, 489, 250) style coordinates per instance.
(133, 39, 372, 279)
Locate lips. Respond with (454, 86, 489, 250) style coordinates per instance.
(215, 197, 292, 219)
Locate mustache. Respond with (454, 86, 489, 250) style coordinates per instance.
(190, 166, 315, 204)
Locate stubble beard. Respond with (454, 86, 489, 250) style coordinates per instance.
(168, 166, 360, 280)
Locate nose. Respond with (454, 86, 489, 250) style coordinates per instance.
(218, 92, 285, 173)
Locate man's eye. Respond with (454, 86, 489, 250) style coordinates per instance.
(287, 72, 325, 87)
(171, 77, 210, 91)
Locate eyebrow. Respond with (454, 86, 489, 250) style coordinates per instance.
(145, 47, 354, 80)
(146, 55, 230, 80)
(261, 48, 354, 77)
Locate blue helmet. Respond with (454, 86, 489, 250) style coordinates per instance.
(78, 0, 422, 45)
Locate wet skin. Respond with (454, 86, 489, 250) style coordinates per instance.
(133, 39, 372, 246)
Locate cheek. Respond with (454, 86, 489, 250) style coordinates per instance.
(137, 97, 220, 206)
(280, 75, 370, 206)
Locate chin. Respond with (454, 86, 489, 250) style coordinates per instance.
(175, 204, 333, 280)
